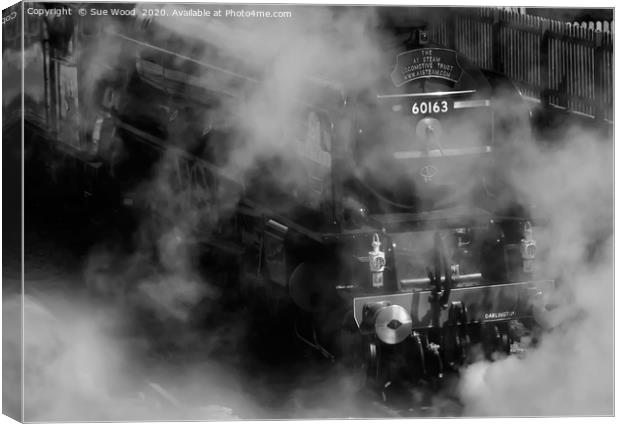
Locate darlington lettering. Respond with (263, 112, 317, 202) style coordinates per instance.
(483, 311, 517, 320)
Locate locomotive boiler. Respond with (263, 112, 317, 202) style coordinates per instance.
(13, 4, 556, 399)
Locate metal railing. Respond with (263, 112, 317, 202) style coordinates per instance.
(429, 8, 614, 122)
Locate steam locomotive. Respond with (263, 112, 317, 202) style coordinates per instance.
(10, 4, 555, 398)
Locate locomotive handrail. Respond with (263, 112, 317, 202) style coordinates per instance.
(104, 29, 347, 111)
(240, 205, 543, 242)
(106, 29, 261, 84)
(366, 208, 541, 233)
(393, 145, 492, 159)
(114, 120, 244, 188)
(376, 90, 476, 99)
(240, 199, 326, 244)
(401, 272, 482, 287)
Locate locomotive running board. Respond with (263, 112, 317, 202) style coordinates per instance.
(352, 279, 555, 329)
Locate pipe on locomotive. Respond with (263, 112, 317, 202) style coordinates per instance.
(400, 272, 482, 286)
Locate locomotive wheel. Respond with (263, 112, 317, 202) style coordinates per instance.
(443, 301, 470, 369)
(366, 341, 380, 385)
(420, 332, 444, 390)
(363, 340, 416, 404)
(346, 337, 386, 396)
(481, 323, 511, 359)
(410, 331, 427, 380)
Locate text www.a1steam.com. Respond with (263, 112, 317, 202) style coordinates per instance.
(25, 6, 293, 19)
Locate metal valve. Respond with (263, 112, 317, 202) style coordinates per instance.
(368, 233, 386, 288)
(520, 221, 536, 273)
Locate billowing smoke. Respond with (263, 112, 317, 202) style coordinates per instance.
(145, 3, 386, 177)
(457, 124, 613, 415)
(11, 291, 260, 421)
(16, 3, 613, 420)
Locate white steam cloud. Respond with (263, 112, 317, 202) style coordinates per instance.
(458, 125, 613, 416)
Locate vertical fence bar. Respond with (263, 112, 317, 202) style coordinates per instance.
(515, 14, 520, 86)
(608, 33, 613, 121)
(451, 12, 458, 51)
(508, 17, 513, 80)
(492, 8, 502, 73)
(586, 28, 592, 116)
(586, 27, 592, 115)
(582, 27, 588, 113)
(566, 24, 571, 111)
(592, 30, 597, 117)
(593, 28, 605, 121)
(540, 20, 551, 107)
(574, 25, 579, 111)
(487, 11, 492, 69)
(560, 23, 565, 108)
(575, 25, 581, 113)
(532, 18, 536, 96)
(568, 24, 574, 111)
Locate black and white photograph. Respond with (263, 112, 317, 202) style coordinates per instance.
(1, 2, 615, 421)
